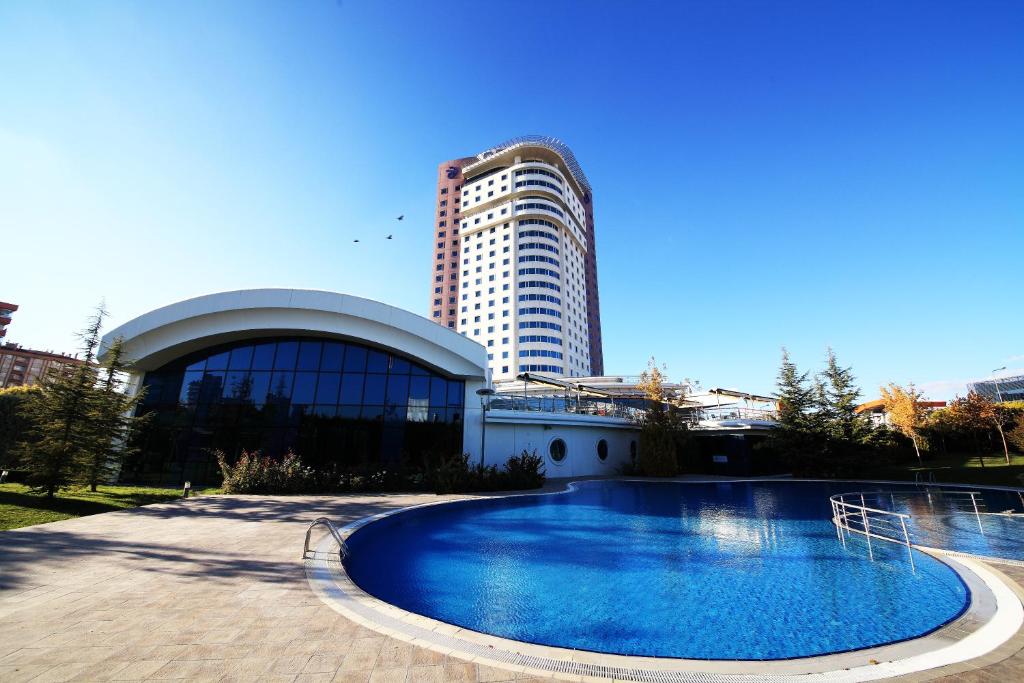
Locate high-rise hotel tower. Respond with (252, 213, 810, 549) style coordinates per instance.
(429, 136, 603, 380)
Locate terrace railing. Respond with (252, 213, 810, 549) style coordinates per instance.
(696, 407, 777, 422)
(489, 395, 642, 420)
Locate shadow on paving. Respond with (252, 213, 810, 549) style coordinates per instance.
(0, 494, 430, 593)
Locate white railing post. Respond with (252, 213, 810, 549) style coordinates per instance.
(899, 515, 915, 571)
(970, 493, 984, 534)
(859, 503, 874, 560)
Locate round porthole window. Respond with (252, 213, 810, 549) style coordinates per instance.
(597, 439, 609, 461)
(549, 438, 567, 463)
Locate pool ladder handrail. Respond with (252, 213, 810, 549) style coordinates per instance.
(830, 493, 915, 570)
(303, 517, 350, 561)
(914, 470, 936, 484)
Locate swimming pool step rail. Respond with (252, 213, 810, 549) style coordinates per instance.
(303, 517, 350, 562)
(830, 493, 915, 569)
(884, 488, 988, 533)
(914, 470, 937, 484)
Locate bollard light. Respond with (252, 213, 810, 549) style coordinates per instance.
(182, 481, 192, 498)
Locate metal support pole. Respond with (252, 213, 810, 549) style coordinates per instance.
(479, 398, 487, 468)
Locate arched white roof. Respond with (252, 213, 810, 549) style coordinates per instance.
(100, 289, 487, 379)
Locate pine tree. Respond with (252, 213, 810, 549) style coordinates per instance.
(0, 385, 39, 469)
(810, 374, 831, 437)
(79, 336, 148, 491)
(17, 309, 105, 497)
(820, 348, 867, 442)
(774, 348, 814, 432)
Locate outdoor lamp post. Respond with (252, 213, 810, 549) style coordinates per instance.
(992, 367, 1007, 403)
(476, 387, 496, 467)
(991, 366, 1011, 464)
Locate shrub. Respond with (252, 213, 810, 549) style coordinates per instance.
(215, 448, 546, 496)
(504, 449, 546, 489)
(429, 450, 546, 494)
(336, 466, 427, 493)
(216, 449, 318, 494)
(429, 452, 473, 494)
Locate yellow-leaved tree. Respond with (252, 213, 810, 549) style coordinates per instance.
(880, 382, 926, 463)
(635, 357, 685, 476)
(636, 357, 670, 404)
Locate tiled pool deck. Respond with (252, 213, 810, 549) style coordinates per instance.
(1, 481, 1023, 682)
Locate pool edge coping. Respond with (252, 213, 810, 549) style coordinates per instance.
(304, 477, 1024, 681)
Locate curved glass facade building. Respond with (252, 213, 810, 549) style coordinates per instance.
(128, 337, 465, 485)
(101, 289, 640, 487)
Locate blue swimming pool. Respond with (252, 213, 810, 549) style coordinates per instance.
(344, 480, 973, 660)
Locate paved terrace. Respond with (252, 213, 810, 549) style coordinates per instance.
(1, 487, 1023, 683)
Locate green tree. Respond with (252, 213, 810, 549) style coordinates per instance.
(1008, 411, 1024, 453)
(925, 406, 958, 455)
(0, 385, 40, 469)
(992, 402, 1013, 465)
(820, 348, 868, 442)
(79, 336, 148, 491)
(17, 309, 106, 497)
(775, 348, 814, 432)
(946, 392, 1001, 466)
(776, 349, 833, 466)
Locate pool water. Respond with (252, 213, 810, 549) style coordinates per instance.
(344, 480, 971, 660)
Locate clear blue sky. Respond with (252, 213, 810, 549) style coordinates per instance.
(2, 1, 1021, 400)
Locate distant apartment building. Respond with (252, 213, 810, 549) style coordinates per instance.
(0, 302, 16, 339)
(428, 136, 604, 380)
(0, 343, 85, 389)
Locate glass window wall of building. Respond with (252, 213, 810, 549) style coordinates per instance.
(127, 336, 465, 486)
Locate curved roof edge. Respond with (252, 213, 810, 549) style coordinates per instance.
(469, 135, 592, 195)
(100, 288, 488, 379)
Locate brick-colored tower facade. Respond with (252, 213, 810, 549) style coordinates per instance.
(429, 158, 475, 329)
(428, 137, 604, 379)
(581, 195, 604, 375)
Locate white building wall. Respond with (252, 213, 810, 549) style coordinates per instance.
(479, 411, 639, 478)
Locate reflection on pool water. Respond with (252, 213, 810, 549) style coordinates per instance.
(344, 480, 980, 660)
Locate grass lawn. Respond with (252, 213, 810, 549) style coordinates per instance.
(860, 452, 1024, 488)
(0, 483, 220, 531)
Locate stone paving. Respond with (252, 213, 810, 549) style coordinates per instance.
(1, 491, 1022, 682)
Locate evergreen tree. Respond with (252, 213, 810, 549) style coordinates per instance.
(17, 309, 105, 497)
(810, 374, 831, 437)
(774, 348, 814, 432)
(79, 336, 148, 491)
(820, 348, 868, 442)
(0, 385, 39, 469)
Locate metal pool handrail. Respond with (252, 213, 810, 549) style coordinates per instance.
(830, 492, 915, 568)
(303, 517, 349, 561)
